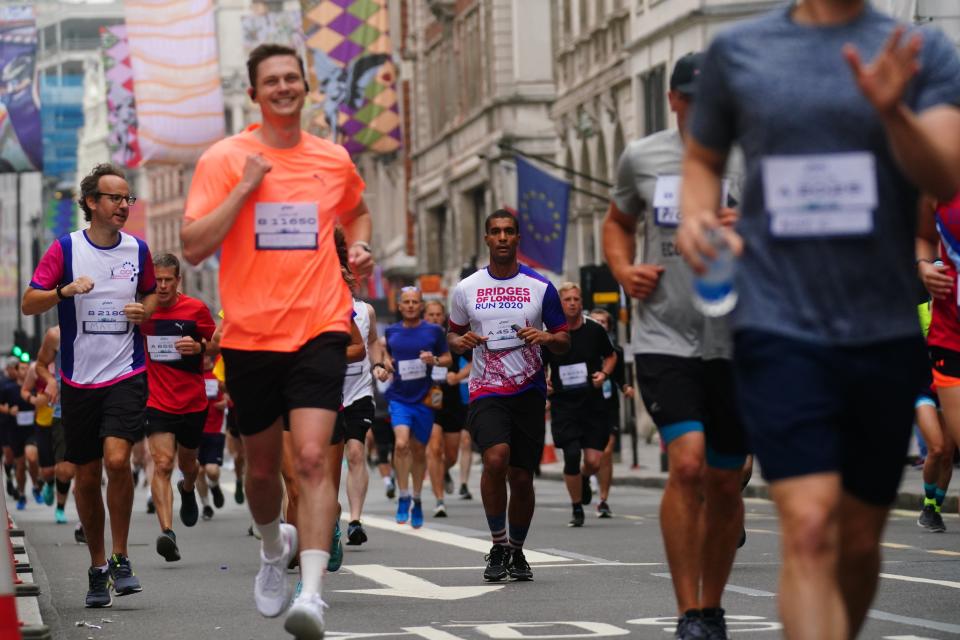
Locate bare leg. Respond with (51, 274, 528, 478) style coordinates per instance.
(660, 432, 706, 615)
(700, 467, 744, 608)
(74, 459, 107, 565)
(393, 426, 413, 493)
(345, 439, 369, 521)
(148, 433, 177, 532)
(598, 435, 615, 502)
(103, 437, 134, 556)
(426, 425, 445, 502)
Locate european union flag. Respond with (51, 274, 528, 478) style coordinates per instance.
(516, 156, 570, 273)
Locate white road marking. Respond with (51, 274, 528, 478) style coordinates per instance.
(355, 515, 571, 564)
(338, 564, 503, 600)
(537, 548, 619, 564)
(868, 610, 960, 635)
(880, 573, 960, 590)
(389, 562, 661, 571)
(651, 572, 775, 597)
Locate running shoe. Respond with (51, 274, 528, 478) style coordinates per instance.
(459, 483, 472, 500)
(235, 481, 245, 505)
(444, 471, 455, 495)
(178, 480, 199, 527)
(211, 484, 225, 509)
(156, 529, 181, 562)
(284, 592, 328, 639)
(146, 496, 155, 514)
(508, 548, 533, 581)
(74, 523, 86, 544)
(328, 521, 343, 572)
(483, 544, 511, 582)
(386, 477, 396, 500)
(42, 482, 54, 506)
(918, 504, 938, 530)
(569, 507, 585, 528)
(132, 466, 140, 488)
(701, 608, 729, 640)
(929, 510, 947, 533)
(580, 475, 592, 506)
(109, 553, 143, 596)
(16, 496, 26, 511)
(55, 507, 67, 524)
(254, 523, 298, 618)
(433, 503, 447, 518)
(675, 609, 708, 639)
(202, 505, 215, 521)
(597, 501, 612, 518)
(411, 499, 424, 529)
(346, 520, 368, 546)
(396, 495, 411, 524)
(85, 567, 112, 608)
(32, 487, 43, 505)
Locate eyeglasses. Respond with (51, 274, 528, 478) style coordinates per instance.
(97, 192, 137, 206)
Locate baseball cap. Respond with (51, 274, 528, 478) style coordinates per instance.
(670, 52, 704, 96)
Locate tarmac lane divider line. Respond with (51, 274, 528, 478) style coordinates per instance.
(867, 610, 960, 635)
(355, 515, 572, 564)
(651, 573, 775, 597)
(337, 564, 504, 601)
(879, 573, 960, 590)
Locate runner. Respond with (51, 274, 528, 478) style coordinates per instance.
(196, 356, 227, 521)
(20, 362, 56, 510)
(2, 360, 41, 509)
(677, 4, 960, 636)
(181, 43, 373, 638)
(374, 287, 451, 528)
(33, 325, 77, 526)
(543, 284, 616, 527)
(604, 52, 749, 638)
(424, 300, 469, 517)
(369, 376, 396, 499)
(139, 253, 216, 562)
(448, 210, 570, 582)
(22, 162, 155, 608)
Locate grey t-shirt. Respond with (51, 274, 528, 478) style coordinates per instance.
(612, 129, 742, 359)
(691, 3, 960, 346)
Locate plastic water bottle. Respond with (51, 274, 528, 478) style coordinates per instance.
(692, 228, 738, 317)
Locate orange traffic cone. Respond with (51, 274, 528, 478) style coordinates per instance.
(0, 496, 22, 640)
(541, 411, 558, 465)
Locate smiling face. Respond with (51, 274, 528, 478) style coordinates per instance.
(86, 174, 132, 233)
(251, 54, 306, 122)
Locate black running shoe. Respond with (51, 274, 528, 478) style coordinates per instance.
(597, 501, 612, 518)
(202, 505, 214, 521)
(85, 567, 112, 608)
(701, 608, 729, 640)
(146, 496, 155, 514)
(444, 471, 454, 495)
(235, 481, 245, 505)
(459, 483, 472, 500)
(346, 520, 368, 546)
(918, 504, 938, 530)
(569, 507, 585, 528)
(737, 526, 746, 549)
(507, 548, 533, 581)
(675, 609, 708, 639)
(108, 554, 142, 596)
(580, 475, 592, 506)
(929, 510, 947, 533)
(178, 480, 199, 527)
(483, 544, 511, 582)
(74, 524, 87, 544)
(386, 478, 396, 500)
(156, 530, 181, 562)
(211, 484, 225, 509)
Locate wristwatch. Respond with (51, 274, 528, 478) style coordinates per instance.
(55, 283, 68, 300)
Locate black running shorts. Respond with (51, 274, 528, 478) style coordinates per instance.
(466, 389, 545, 472)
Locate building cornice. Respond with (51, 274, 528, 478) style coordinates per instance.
(626, 0, 782, 52)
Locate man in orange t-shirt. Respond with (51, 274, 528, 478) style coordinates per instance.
(181, 43, 373, 639)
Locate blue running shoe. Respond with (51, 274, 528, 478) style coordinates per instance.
(327, 521, 343, 572)
(55, 507, 67, 524)
(411, 499, 424, 529)
(396, 496, 411, 524)
(42, 482, 54, 506)
(16, 496, 26, 511)
(108, 553, 142, 596)
(33, 487, 43, 505)
(85, 567, 112, 608)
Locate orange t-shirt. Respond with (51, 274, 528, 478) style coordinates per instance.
(184, 124, 364, 352)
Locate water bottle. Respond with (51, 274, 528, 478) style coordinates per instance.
(692, 227, 738, 317)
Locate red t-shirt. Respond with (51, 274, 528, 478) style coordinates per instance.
(202, 371, 225, 434)
(141, 294, 217, 414)
(929, 194, 960, 353)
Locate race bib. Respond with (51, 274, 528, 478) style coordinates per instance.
(482, 318, 524, 352)
(205, 378, 219, 398)
(558, 362, 589, 389)
(345, 362, 364, 377)
(80, 299, 130, 335)
(146, 335, 181, 362)
(763, 153, 876, 237)
(397, 359, 427, 381)
(255, 202, 319, 250)
(653, 175, 730, 227)
(16, 410, 34, 426)
(431, 366, 449, 383)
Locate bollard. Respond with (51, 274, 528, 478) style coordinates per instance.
(0, 496, 21, 640)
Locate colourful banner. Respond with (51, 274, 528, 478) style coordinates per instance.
(0, 5, 42, 172)
(300, 0, 401, 155)
(45, 195, 76, 240)
(101, 25, 143, 168)
(242, 8, 305, 56)
(123, 0, 225, 164)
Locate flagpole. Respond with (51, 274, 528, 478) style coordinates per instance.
(497, 142, 614, 189)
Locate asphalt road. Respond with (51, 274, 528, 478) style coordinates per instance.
(11, 463, 960, 639)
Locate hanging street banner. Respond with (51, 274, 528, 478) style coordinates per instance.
(123, 0, 225, 164)
(101, 24, 143, 168)
(0, 5, 42, 172)
(242, 7, 305, 56)
(300, 0, 401, 155)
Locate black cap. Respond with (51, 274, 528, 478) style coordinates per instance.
(670, 52, 704, 96)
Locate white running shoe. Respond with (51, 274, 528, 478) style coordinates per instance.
(254, 523, 298, 618)
(284, 592, 328, 639)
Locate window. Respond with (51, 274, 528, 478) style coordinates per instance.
(641, 65, 666, 134)
(425, 205, 447, 272)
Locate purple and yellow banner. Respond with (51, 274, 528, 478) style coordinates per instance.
(0, 5, 42, 172)
(300, 0, 401, 155)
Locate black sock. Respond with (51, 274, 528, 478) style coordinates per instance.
(701, 607, 724, 619)
(56, 479, 71, 496)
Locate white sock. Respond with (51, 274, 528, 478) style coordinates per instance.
(383, 476, 392, 487)
(199, 493, 210, 507)
(299, 550, 329, 598)
(208, 480, 219, 488)
(399, 489, 410, 499)
(257, 516, 284, 560)
(96, 563, 108, 573)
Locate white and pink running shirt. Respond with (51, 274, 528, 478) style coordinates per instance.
(449, 265, 566, 402)
(30, 230, 156, 388)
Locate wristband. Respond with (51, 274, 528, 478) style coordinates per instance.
(373, 362, 386, 371)
(56, 283, 67, 300)
(916, 258, 935, 266)
(351, 240, 372, 253)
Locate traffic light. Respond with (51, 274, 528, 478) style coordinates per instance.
(11, 330, 31, 363)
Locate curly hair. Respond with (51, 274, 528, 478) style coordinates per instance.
(334, 226, 355, 289)
(78, 164, 127, 222)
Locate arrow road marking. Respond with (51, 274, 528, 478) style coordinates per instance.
(338, 564, 504, 601)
